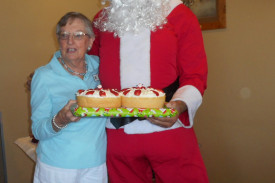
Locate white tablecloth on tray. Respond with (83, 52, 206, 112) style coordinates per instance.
(14, 136, 37, 162)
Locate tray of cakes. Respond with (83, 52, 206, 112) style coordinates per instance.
(71, 85, 178, 118)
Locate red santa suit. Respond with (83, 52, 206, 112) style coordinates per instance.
(90, 0, 209, 182)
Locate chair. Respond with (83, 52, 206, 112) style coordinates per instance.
(0, 112, 8, 183)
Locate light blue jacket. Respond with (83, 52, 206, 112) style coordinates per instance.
(31, 51, 106, 169)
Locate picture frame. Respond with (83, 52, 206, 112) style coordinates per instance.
(183, 0, 226, 30)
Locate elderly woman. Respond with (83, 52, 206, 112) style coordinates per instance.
(31, 12, 107, 183)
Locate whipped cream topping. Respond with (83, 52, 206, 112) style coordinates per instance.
(121, 86, 165, 98)
(77, 85, 165, 98)
(76, 87, 121, 98)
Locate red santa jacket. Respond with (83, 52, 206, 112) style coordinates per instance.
(89, 4, 207, 126)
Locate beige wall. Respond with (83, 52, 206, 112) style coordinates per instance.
(0, 1, 101, 182)
(196, 1, 275, 183)
(0, 0, 274, 182)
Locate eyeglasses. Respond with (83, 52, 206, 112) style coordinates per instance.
(58, 31, 90, 40)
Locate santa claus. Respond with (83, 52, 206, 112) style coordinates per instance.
(89, 0, 209, 182)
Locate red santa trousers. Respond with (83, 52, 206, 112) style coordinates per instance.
(106, 127, 209, 183)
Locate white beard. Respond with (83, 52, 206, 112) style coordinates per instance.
(94, 0, 170, 37)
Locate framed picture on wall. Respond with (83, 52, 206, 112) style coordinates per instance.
(182, 0, 226, 30)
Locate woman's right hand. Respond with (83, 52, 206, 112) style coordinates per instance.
(53, 100, 81, 131)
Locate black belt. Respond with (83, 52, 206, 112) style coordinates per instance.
(110, 78, 179, 129)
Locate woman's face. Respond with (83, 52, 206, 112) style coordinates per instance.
(58, 18, 93, 62)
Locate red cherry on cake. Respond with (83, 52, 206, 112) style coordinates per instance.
(123, 90, 130, 95)
(97, 85, 103, 90)
(99, 90, 106, 96)
(110, 89, 119, 96)
(86, 91, 95, 95)
(156, 89, 164, 93)
(152, 90, 159, 96)
(136, 85, 145, 89)
(78, 89, 85, 94)
(137, 83, 145, 89)
(134, 89, 141, 96)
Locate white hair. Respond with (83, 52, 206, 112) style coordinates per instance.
(94, 0, 170, 37)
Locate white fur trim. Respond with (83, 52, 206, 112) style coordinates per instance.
(171, 85, 203, 128)
(124, 119, 182, 134)
(120, 28, 151, 89)
(106, 0, 187, 133)
(168, 0, 183, 15)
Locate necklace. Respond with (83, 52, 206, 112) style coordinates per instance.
(60, 57, 88, 76)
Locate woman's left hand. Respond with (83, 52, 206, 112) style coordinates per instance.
(146, 100, 187, 128)
(55, 100, 81, 126)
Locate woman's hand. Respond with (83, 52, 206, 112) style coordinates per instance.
(52, 100, 81, 131)
(25, 72, 34, 91)
(146, 100, 187, 128)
